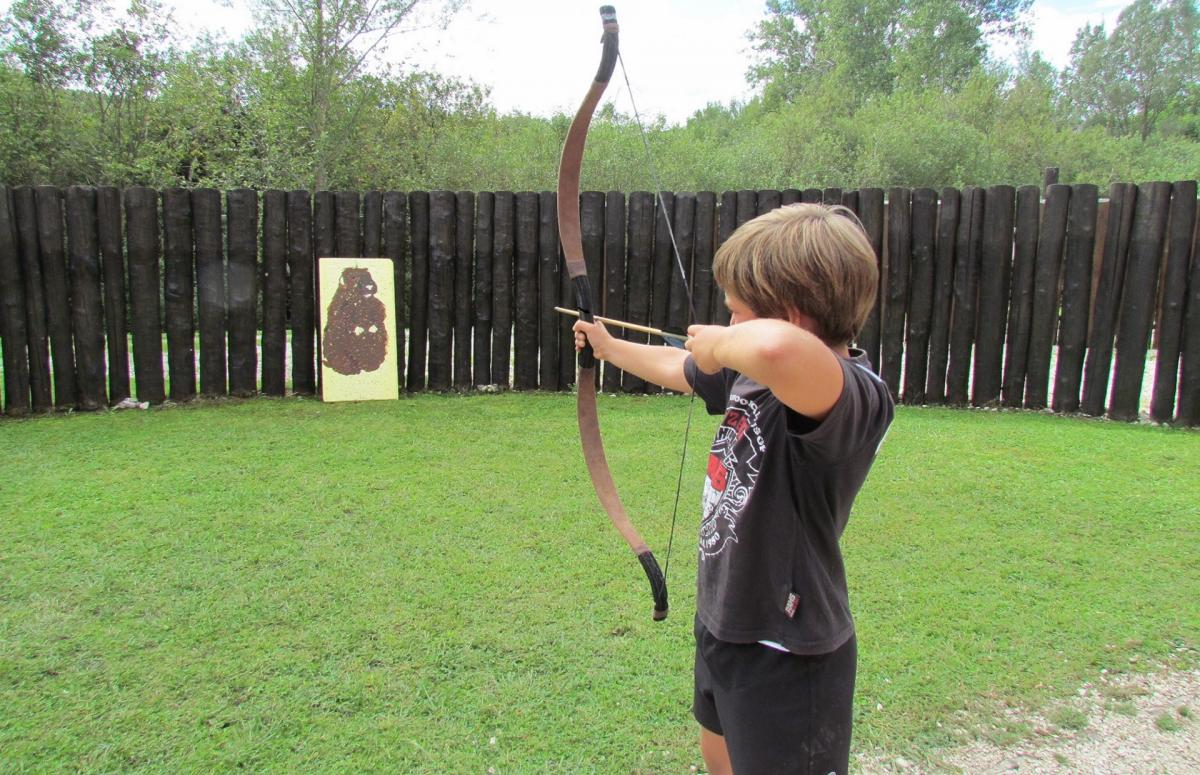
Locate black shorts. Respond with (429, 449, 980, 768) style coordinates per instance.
(692, 619, 857, 775)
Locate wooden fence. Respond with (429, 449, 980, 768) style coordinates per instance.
(1, 183, 1198, 425)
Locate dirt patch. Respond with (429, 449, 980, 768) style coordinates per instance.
(857, 667, 1200, 774)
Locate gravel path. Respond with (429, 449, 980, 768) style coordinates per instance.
(857, 666, 1200, 774)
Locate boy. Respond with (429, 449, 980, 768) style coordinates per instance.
(573, 203, 894, 774)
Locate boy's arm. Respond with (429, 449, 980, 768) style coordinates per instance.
(686, 319, 844, 420)
(573, 319, 692, 394)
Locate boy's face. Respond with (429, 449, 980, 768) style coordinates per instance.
(724, 293, 757, 325)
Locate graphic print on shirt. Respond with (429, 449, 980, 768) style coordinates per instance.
(700, 393, 765, 559)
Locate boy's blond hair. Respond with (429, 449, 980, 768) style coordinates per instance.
(712, 203, 878, 346)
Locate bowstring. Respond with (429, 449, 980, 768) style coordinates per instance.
(616, 51, 700, 588)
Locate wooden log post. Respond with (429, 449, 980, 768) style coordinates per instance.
(335, 191, 362, 258)
(1178, 189, 1200, 427)
(125, 186, 166, 404)
(694, 192, 717, 325)
(670, 192, 697, 337)
(428, 191, 456, 392)
(1052, 184, 1099, 414)
(260, 190, 287, 396)
(64, 186, 106, 410)
(1151, 181, 1197, 423)
(881, 187, 911, 399)
(925, 188, 959, 404)
(624, 191, 654, 393)
(193, 189, 227, 397)
(649, 192, 676, 393)
(538, 190, 564, 391)
(97, 186, 130, 404)
(579, 191, 606, 390)
(286, 190, 315, 395)
(35, 186, 76, 409)
(363, 191, 383, 258)
(512, 192, 538, 391)
(454, 191, 475, 391)
(383, 191, 409, 390)
(14, 188, 53, 411)
(856, 188, 885, 370)
(1081, 183, 1137, 416)
(0, 186, 31, 415)
(972, 185, 1015, 407)
(1001, 186, 1041, 407)
(408, 191, 431, 391)
(601, 191, 627, 392)
(1024, 184, 1071, 410)
(313, 192, 335, 395)
(781, 189, 801, 206)
(1108, 182, 1171, 421)
(714, 191, 738, 326)
(490, 192, 513, 390)
(947, 187, 984, 406)
(903, 188, 936, 405)
(757, 189, 781, 215)
(163, 188, 197, 402)
(472, 192, 493, 388)
(226, 189, 258, 397)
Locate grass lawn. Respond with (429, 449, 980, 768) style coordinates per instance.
(1, 394, 1197, 772)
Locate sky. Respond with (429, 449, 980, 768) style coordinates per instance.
(6, 0, 1138, 124)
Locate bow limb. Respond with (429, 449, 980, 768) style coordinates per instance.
(557, 5, 667, 621)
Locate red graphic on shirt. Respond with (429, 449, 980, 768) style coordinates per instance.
(699, 402, 763, 559)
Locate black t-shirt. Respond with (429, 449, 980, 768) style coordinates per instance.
(685, 350, 894, 655)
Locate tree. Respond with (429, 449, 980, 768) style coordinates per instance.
(1060, 0, 1199, 140)
(246, 0, 467, 190)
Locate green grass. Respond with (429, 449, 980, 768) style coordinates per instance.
(1, 396, 1198, 772)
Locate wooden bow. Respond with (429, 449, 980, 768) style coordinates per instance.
(557, 5, 668, 621)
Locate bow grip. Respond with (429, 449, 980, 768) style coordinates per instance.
(573, 275, 597, 370)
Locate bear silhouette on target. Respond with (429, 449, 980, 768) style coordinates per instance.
(322, 267, 388, 375)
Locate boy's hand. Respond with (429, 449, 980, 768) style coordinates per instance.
(573, 318, 616, 361)
(685, 324, 725, 374)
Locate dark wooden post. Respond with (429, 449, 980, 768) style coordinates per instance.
(1178, 186, 1200, 426)
(714, 191, 738, 326)
(408, 191, 431, 391)
(512, 191, 538, 391)
(163, 188, 196, 402)
(624, 191, 654, 393)
(1001, 186, 1041, 407)
(260, 190, 287, 396)
(693, 192, 717, 325)
(313, 191, 335, 394)
(489, 192, 514, 389)
(856, 188, 885, 370)
(226, 189, 258, 397)
(472, 192, 493, 388)
(881, 187, 911, 399)
(65, 186, 106, 410)
(1052, 184, 1099, 414)
(925, 188, 959, 404)
(757, 189, 781, 215)
(35, 186, 76, 409)
(903, 188, 936, 405)
(454, 191, 475, 390)
(947, 187, 984, 406)
(670, 192, 696, 337)
(1108, 182, 1171, 421)
(580, 190, 605, 389)
(335, 191, 362, 258)
(1081, 183, 1137, 416)
(125, 186, 166, 404)
(1024, 184, 1071, 410)
(538, 190, 565, 391)
(0, 186, 31, 415)
(383, 191, 408, 390)
(97, 186, 130, 404)
(427, 191, 456, 391)
(13, 188, 51, 411)
(286, 190, 315, 395)
(1151, 181, 1197, 423)
(363, 191, 383, 258)
(601, 191, 627, 392)
(972, 185, 1015, 407)
(193, 188, 227, 397)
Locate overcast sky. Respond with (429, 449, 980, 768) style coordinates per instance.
(6, 0, 1137, 124)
